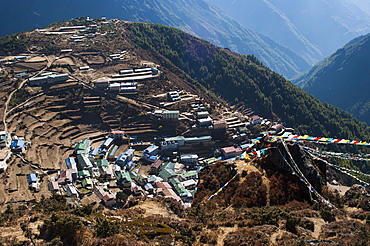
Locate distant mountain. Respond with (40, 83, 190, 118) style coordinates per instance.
(123, 21, 370, 140)
(208, 0, 370, 62)
(292, 34, 370, 125)
(0, 0, 311, 78)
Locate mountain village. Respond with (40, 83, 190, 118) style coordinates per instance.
(1, 12, 370, 245)
(0, 17, 297, 210)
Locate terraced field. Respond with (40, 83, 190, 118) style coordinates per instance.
(0, 81, 155, 208)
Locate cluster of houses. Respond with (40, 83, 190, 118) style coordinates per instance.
(46, 130, 202, 207)
(94, 67, 160, 93)
(45, 112, 282, 208)
(43, 87, 291, 207)
(40, 18, 112, 38)
(0, 17, 296, 207)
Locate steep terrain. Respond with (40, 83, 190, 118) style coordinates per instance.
(1, 148, 369, 245)
(1, 18, 370, 141)
(0, 18, 370, 245)
(292, 34, 370, 125)
(209, 0, 370, 61)
(124, 22, 370, 140)
(0, 0, 311, 78)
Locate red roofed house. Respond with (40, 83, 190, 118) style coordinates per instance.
(213, 120, 227, 129)
(102, 193, 116, 207)
(150, 159, 163, 175)
(48, 181, 60, 193)
(221, 146, 243, 159)
(93, 185, 106, 199)
(57, 169, 77, 184)
(109, 130, 125, 139)
(250, 116, 262, 125)
(270, 124, 284, 134)
(132, 186, 144, 196)
(155, 181, 172, 189)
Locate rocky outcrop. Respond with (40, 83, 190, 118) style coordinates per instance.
(265, 142, 326, 193)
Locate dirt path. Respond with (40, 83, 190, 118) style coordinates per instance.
(216, 226, 238, 246)
(310, 217, 326, 239)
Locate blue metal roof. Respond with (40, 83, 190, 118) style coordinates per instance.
(11, 139, 25, 149)
(102, 137, 114, 147)
(89, 148, 99, 156)
(28, 173, 38, 182)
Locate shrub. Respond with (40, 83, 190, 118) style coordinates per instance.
(95, 218, 120, 238)
(231, 171, 267, 208)
(320, 208, 336, 222)
(39, 213, 83, 245)
(33, 194, 67, 213)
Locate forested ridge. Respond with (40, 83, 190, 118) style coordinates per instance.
(292, 33, 370, 125)
(125, 23, 370, 141)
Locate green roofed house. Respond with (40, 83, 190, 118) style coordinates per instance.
(117, 171, 132, 188)
(182, 171, 198, 181)
(99, 165, 108, 173)
(78, 170, 91, 179)
(96, 159, 109, 167)
(159, 162, 178, 181)
(161, 162, 175, 170)
(159, 168, 178, 182)
(81, 178, 93, 189)
(76, 154, 93, 170)
(129, 172, 147, 186)
(169, 178, 192, 201)
(74, 139, 91, 155)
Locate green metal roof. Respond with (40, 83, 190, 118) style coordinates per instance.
(82, 178, 93, 187)
(74, 139, 90, 151)
(183, 171, 197, 178)
(97, 159, 109, 167)
(169, 178, 189, 197)
(159, 169, 177, 180)
(78, 169, 91, 178)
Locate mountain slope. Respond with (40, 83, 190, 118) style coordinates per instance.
(0, 0, 311, 78)
(1, 18, 369, 141)
(123, 22, 370, 140)
(208, 0, 370, 61)
(292, 34, 370, 125)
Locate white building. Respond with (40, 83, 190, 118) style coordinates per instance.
(163, 111, 179, 120)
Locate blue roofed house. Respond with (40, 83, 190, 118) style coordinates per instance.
(144, 145, 159, 156)
(144, 183, 155, 193)
(116, 148, 135, 167)
(11, 139, 26, 153)
(65, 157, 77, 170)
(28, 172, 38, 183)
(180, 154, 198, 165)
(28, 172, 40, 191)
(101, 137, 114, 148)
